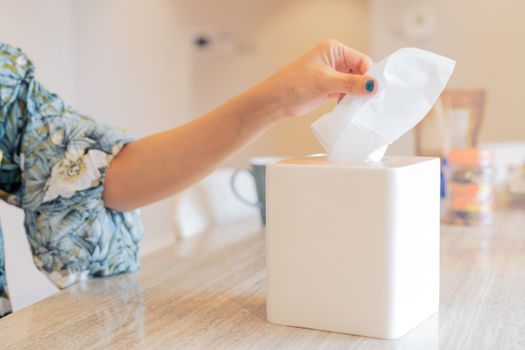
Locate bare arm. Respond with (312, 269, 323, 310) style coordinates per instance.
(103, 39, 377, 211)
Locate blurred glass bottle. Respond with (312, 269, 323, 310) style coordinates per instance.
(447, 148, 494, 225)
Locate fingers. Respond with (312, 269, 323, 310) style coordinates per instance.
(319, 39, 376, 98)
(322, 39, 373, 74)
(326, 71, 378, 96)
(339, 46, 373, 75)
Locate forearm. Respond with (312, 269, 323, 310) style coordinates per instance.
(103, 83, 281, 211)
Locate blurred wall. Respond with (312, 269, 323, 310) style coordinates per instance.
(0, 0, 76, 102)
(371, 0, 525, 145)
(183, 0, 370, 165)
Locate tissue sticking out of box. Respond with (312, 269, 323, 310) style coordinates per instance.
(311, 47, 456, 162)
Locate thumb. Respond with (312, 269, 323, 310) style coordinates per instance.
(326, 71, 377, 96)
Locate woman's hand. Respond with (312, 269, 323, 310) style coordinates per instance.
(249, 39, 377, 119)
(104, 40, 377, 211)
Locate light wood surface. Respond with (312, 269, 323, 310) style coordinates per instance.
(1, 211, 524, 349)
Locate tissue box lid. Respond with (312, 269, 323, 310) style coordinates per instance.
(274, 155, 437, 170)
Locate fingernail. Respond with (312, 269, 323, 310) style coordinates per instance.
(365, 80, 375, 93)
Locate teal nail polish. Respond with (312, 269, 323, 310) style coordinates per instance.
(365, 80, 375, 93)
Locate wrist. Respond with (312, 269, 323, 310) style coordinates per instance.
(240, 78, 286, 124)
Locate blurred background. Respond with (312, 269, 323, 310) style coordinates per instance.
(1, 0, 524, 310)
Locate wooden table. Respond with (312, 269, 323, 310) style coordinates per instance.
(1, 211, 524, 349)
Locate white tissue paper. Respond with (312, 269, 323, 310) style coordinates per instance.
(311, 48, 456, 162)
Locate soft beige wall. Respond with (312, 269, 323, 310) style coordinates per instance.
(0, 0, 75, 102)
(370, 0, 525, 147)
(183, 0, 370, 165)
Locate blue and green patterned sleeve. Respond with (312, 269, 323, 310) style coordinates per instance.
(0, 43, 144, 306)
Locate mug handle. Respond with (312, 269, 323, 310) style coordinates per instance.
(230, 168, 262, 208)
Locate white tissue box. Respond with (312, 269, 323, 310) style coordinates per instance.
(266, 156, 440, 339)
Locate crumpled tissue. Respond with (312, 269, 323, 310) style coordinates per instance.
(311, 48, 456, 162)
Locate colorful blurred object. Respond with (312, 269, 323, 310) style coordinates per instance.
(446, 148, 495, 225)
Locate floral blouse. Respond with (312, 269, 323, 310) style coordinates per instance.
(0, 43, 143, 317)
